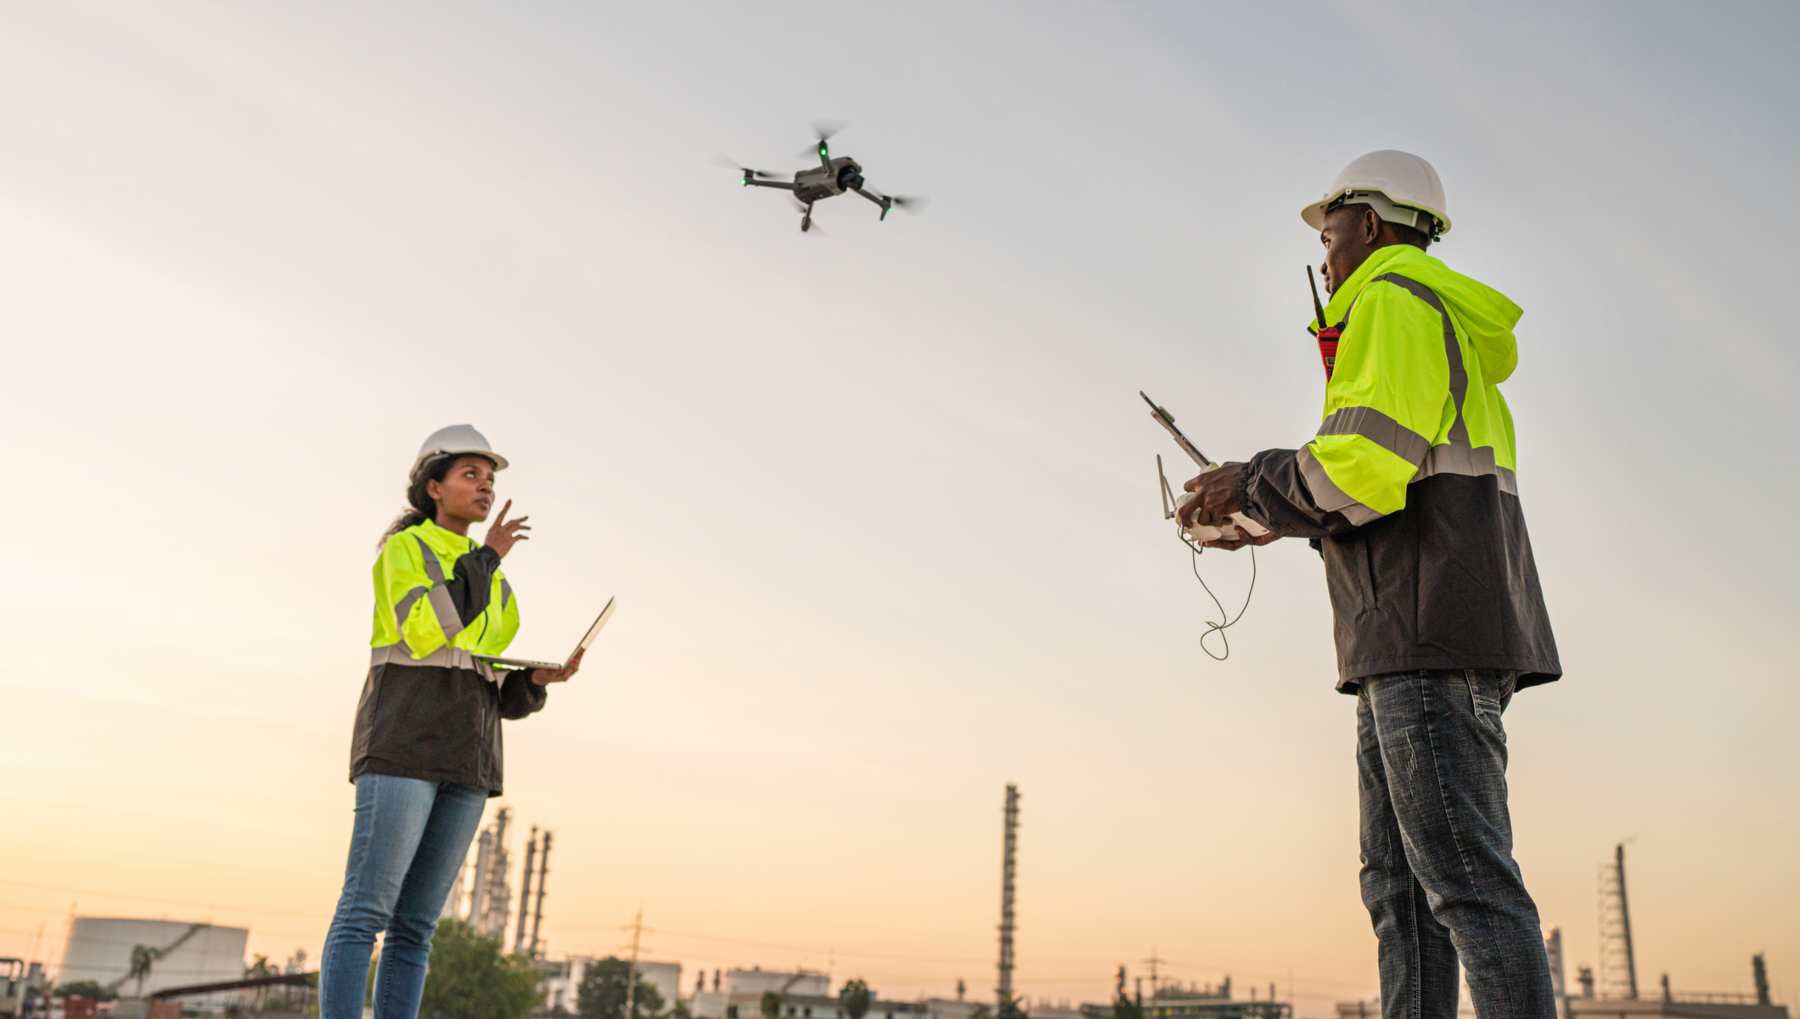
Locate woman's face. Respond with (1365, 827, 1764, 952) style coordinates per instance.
(427, 455, 497, 525)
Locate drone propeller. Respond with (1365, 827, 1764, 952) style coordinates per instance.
(874, 192, 925, 221)
(711, 154, 781, 184)
(801, 120, 847, 161)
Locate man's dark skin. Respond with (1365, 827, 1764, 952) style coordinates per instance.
(1179, 204, 1430, 547)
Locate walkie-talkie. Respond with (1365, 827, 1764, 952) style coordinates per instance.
(1309, 266, 1341, 380)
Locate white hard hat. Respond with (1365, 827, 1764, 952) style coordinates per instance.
(1301, 150, 1450, 239)
(411, 424, 509, 479)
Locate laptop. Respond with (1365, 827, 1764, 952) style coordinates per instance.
(476, 597, 616, 672)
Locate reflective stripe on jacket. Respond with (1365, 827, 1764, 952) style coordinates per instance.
(350, 519, 546, 794)
(1242, 245, 1560, 692)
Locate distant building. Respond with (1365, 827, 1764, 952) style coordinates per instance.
(919, 998, 983, 1019)
(686, 970, 932, 1019)
(726, 970, 833, 1000)
(540, 957, 682, 1016)
(743, 991, 924, 1019)
(691, 969, 827, 1019)
(1138, 982, 1290, 1019)
(1567, 1000, 1788, 1019)
(57, 918, 248, 1011)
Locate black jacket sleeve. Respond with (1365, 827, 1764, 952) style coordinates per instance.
(444, 546, 503, 626)
(498, 669, 549, 720)
(1241, 447, 1360, 540)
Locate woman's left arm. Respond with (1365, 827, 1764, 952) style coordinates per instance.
(498, 648, 582, 719)
(498, 670, 548, 719)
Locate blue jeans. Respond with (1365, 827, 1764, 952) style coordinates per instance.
(320, 774, 488, 1019)
(1357, 670, 1555, 1019)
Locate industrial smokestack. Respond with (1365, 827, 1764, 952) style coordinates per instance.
(1616, 844, 1639, 999)
(529, 830, 552, 956)
(470, 828, 495, 924)
(1545, 929, 1566, 1016)
(997, 784, 1020, 1012)
(515, 827, 538, 955)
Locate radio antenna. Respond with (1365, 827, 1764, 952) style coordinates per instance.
(1307, 266, 1328, 330)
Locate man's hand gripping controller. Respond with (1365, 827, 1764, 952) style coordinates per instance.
(1142, 391, 1270, 547)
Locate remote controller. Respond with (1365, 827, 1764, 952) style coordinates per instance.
(1142, 391, 1271, 546)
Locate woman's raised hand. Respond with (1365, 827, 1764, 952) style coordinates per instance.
(483, 499, 531, 558)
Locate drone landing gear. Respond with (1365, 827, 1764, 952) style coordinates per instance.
(799, 201, 815, 233)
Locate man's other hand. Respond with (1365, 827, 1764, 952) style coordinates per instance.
(1202, 528, 1281, 552)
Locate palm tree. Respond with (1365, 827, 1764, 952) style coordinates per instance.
(128, 945, 162, 998)
(245, 953, 277, 1011)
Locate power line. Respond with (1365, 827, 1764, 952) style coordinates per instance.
(0, 879, 322, 920)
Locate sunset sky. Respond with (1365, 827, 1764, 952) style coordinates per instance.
(4, 4, 1798, 1018)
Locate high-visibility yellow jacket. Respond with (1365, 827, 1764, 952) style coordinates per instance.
(350, 519, 546, 794)
(1242, 244, 1560, 691)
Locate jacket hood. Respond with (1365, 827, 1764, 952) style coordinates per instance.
(1314, 245, 1523, 383)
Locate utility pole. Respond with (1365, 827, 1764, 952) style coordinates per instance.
(1140, 953, 1167, 997)
(623, 910, 645, 1019)
(997, 784, 1020, 1013)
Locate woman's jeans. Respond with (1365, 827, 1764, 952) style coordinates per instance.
(320, 774, 487, 1019)
(1357, 670, 1556, 1019)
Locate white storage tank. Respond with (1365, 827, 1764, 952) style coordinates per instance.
(58, 918, 249, 1007)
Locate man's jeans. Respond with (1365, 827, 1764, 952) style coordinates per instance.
(320, 774, 487, 1019)
(1357, 670, 1555, 1018)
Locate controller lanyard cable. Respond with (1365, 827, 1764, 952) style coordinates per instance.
(1183, 538, 1258, 661)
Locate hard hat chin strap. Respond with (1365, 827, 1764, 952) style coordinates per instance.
(1328, 190, 1443, 241)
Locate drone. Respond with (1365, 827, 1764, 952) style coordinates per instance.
(726, 123, 921, 233)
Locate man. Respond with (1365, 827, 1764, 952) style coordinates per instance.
(1182, 151, 1561, 1018)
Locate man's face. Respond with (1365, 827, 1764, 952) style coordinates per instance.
(1318, 204, 1380, 295)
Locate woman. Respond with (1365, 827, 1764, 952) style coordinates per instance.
(320, 424, 582, 1019)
